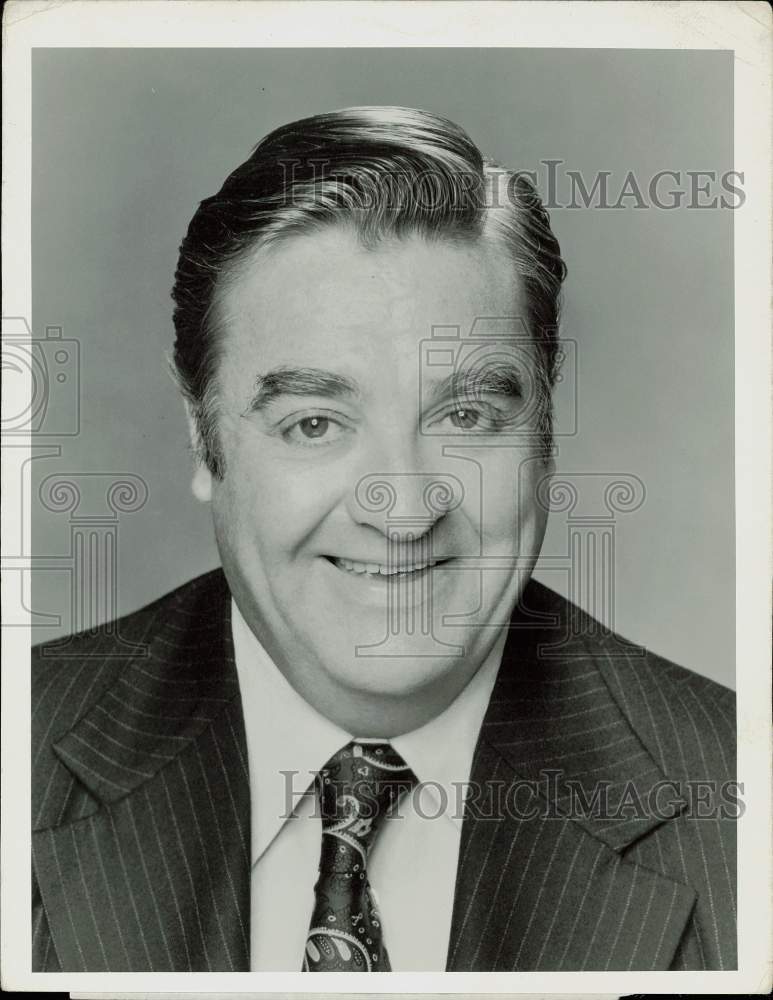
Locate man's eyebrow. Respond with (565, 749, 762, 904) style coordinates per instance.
(245, 366, 361, 412)
(426, 361, 526, 406)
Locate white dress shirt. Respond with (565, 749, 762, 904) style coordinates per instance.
(231, 600, 506, 971)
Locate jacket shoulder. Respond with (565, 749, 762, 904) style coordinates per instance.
(527, 580, 736, 782)
(603, 643, 736, 782)
(33, 569, 223, 697)
(34, 565, 225, 649)
(32, 568, 227, 826)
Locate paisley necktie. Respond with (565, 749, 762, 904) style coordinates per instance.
(302, 740, 416, 972)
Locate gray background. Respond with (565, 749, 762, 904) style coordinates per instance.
(30, 48, 734, 687)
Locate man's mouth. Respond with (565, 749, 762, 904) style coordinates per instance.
(326, 556, 445, 577)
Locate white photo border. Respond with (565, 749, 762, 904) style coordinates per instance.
(2, 1, 771, 994)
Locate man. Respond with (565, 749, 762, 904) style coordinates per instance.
(32, 106, 737, 972)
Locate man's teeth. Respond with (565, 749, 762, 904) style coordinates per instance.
(333, 557, 438, 576)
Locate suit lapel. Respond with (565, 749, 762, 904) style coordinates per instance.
(33, 572, 251, 971)
(447, 581, 696, 971)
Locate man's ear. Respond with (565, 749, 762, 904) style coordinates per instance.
(183, 401, 213, 503)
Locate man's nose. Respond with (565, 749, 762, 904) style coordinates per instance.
(346, 435, 464, 539)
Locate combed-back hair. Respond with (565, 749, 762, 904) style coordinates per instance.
(171, 106, 566, 477)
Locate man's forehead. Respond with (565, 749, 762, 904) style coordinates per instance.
(219, 228, 523, 337)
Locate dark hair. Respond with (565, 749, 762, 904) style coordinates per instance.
(171, 106, 566, 477)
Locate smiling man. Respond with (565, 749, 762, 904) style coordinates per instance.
(32, 107, 737, 973)
(203, 227, 548, 739)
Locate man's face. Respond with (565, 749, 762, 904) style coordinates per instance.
(194, 227, 552, 735)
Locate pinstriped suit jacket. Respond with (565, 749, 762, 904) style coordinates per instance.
(32, 568, 737, 972)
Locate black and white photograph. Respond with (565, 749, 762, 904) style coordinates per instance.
(2, 1, 771, 994)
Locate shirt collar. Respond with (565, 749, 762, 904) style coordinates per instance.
(231, 600, 350, 866)
(390, 629, 505, 829)
(231, 599, 505, 865)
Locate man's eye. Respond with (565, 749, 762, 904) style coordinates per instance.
(280, 413, 349, 446)
(298, 416, 329, 438)
(436, 403, 505, 433)
(449, 408, 480, 430)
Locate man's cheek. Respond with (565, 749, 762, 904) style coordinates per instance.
(212, 480, 262, 547)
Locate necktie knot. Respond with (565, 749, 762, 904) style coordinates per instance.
(317, 741, 416, 871)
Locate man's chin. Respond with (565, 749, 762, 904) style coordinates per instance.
(306, 641, 471, 703)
